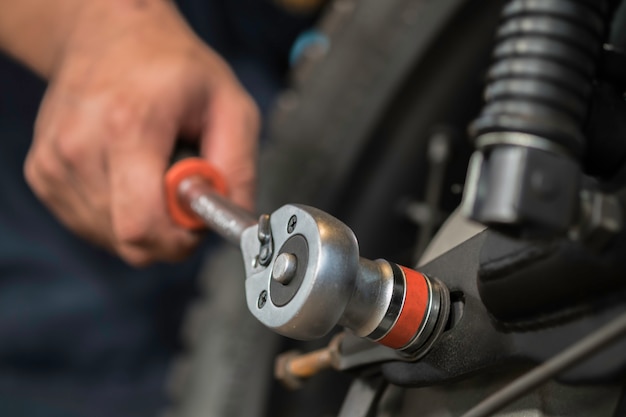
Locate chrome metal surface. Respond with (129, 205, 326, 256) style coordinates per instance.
(272, 253, 298, 285)
(257, 214, 274, 266)
(242, 204, 360, 340)
(340, 259, 396, 338)
(360, 262, 406, 342)
(241, 204, 449, 353)
(178, 176, 257, 245)
(475, 132, 571, 156)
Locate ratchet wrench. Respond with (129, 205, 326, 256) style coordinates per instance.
(165, 158, 450, 358)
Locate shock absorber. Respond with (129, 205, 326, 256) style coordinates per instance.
(462, 0, 609, 236)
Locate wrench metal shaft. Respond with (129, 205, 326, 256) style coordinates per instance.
(177, 176, 257, 245)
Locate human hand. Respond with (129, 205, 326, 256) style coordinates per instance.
(23, 0, 260, 266)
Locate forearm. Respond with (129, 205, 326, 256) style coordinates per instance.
(0, 0, 85, 77)
(0, 0, 175, 78)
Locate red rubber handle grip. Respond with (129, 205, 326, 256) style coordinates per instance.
(165, 158, 228, 229)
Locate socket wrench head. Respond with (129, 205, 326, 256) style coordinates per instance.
(242, 204, 360, 340)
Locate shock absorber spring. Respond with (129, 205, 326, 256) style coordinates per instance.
(472, 0, 607, 154)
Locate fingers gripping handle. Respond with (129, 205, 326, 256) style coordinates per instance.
(165, 158, 256, 245)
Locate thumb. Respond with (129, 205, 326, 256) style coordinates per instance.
(108, 128, 199, 265)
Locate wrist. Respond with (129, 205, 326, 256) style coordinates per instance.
(0, 0, 179, 79)
(55, 0, 182, 74)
